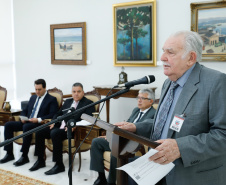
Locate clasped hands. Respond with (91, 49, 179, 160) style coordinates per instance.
(48, 124, 76, 132)
(114, 122, 181, 164)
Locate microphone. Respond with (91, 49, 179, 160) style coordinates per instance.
(62, 107, 75, 112)
(113, 75, 155, 88)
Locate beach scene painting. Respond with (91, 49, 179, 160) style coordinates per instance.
(51, 22, 86, 65)
(198, 7, 226, 54)
(54, 27, 83, 60)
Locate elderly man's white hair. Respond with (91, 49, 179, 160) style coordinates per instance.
(171, 31, 203, 62)
(138, 88, 155, 101)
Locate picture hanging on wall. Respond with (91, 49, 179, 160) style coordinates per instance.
(191, 1, 226, 61)
(113, 0, 156, 67)
(50, 22, 86, 65)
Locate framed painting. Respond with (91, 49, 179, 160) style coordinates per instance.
(113, 0, 156, 67)
(191, 1, 226, 61)
(50, 22, 86, 65)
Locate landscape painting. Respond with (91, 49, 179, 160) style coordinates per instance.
(191, 1, 226, 61)
(113, 0, 156, 67)
(198, 8, 226, 55)
(51, 22, 86, 65)
(54, 28, 83, 60)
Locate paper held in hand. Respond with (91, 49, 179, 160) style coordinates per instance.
(117, 149, 175, 185)
(19, 116, 29, 121)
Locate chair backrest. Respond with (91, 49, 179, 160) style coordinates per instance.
(0, 86, 7, 109)
(84, 90, 101, 112)
(30, 87, 63, 108)
(47, 87, 63, 108)
(152, 98, 159, 110)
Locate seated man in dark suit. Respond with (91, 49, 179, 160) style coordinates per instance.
(29, 82, 95, 175)
(90, 88, 156, 185)
(0, 79, 59, 166)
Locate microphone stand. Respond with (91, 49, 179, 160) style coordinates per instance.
(0, 87, 131, 185)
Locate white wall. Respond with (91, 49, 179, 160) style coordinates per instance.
(9, 0, 226, 123)
(0, 0, 15, 102)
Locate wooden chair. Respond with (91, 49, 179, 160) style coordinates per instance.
(45, 89, 101, 172)
(103, 99, 159, 171)
(0, 86, 7, 109)
(13, 87, 63, 144)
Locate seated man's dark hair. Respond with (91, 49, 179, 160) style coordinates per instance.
(72, 82, 83, 90)
(35, 79, 46, 88)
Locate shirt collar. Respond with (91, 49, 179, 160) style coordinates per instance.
(39, 91, 47, 99)
(140, 106, 151, 114)
(176, 63, 196, 87)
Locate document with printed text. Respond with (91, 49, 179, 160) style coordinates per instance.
(117, 149, 175, 185)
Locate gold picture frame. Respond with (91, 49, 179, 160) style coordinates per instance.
(113, 0, 156, 67)
(50, 22, 86, 65)
(191, 1, 226, 61)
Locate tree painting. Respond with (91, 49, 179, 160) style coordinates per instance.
(116, 5, 152, 61)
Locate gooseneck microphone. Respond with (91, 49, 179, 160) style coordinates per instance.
(113, 75, 155, 88)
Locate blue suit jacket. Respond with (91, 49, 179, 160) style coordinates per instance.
(20, 93, 59, 120)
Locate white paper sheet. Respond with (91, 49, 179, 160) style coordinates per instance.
(76, 120, 93, 126)
(19, 116, 29, 121)
(117, 149, 175, 185)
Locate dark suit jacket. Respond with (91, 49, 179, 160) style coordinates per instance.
(20, 93, 59, 120)
(54, 96, 95, 128)
(127, 106, 156, 138)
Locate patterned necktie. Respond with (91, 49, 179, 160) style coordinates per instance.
(135, 112, 143, 123)
(60, 101, 79, 129)
(30, 97, 41, 118)
(152, 82, 179, 140)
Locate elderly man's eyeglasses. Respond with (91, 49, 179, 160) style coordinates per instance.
(136, 96, 151, 101)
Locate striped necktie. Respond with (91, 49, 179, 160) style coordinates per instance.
(30, 97, 41, 118)
(152, 82, 179, 140)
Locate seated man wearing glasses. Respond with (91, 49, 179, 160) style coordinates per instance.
(90, 88, 156, 185)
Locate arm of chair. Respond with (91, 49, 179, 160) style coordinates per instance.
(13, 116, 20, 122)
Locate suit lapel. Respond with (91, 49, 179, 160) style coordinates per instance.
(131, 110, 140, 123)
(38, 93, 48, 110)
(36, 93, 49, 117)
(139, 107, 153, 122)
(62, 99, 74, 115)
(152, 80, 171, 130)
(76, 97, 85, 110)
(167, 63, 201, 138)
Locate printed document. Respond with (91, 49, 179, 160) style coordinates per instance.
(76, 120, 92, 126)
(117, 149, 175, 185)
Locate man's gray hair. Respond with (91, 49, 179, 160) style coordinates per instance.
(171, 31, 203, 62)
(139, 88, 155, 101)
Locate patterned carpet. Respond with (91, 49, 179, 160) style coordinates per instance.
(0, 168, 53, 185)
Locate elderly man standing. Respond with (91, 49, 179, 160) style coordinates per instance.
(0, 79, 59, 166)
(29, 82, 95, 175)
(90, 88, 156, 185)
(123, 30, 226, 185)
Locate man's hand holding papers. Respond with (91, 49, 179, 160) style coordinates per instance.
(117, 149, 175, 185)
